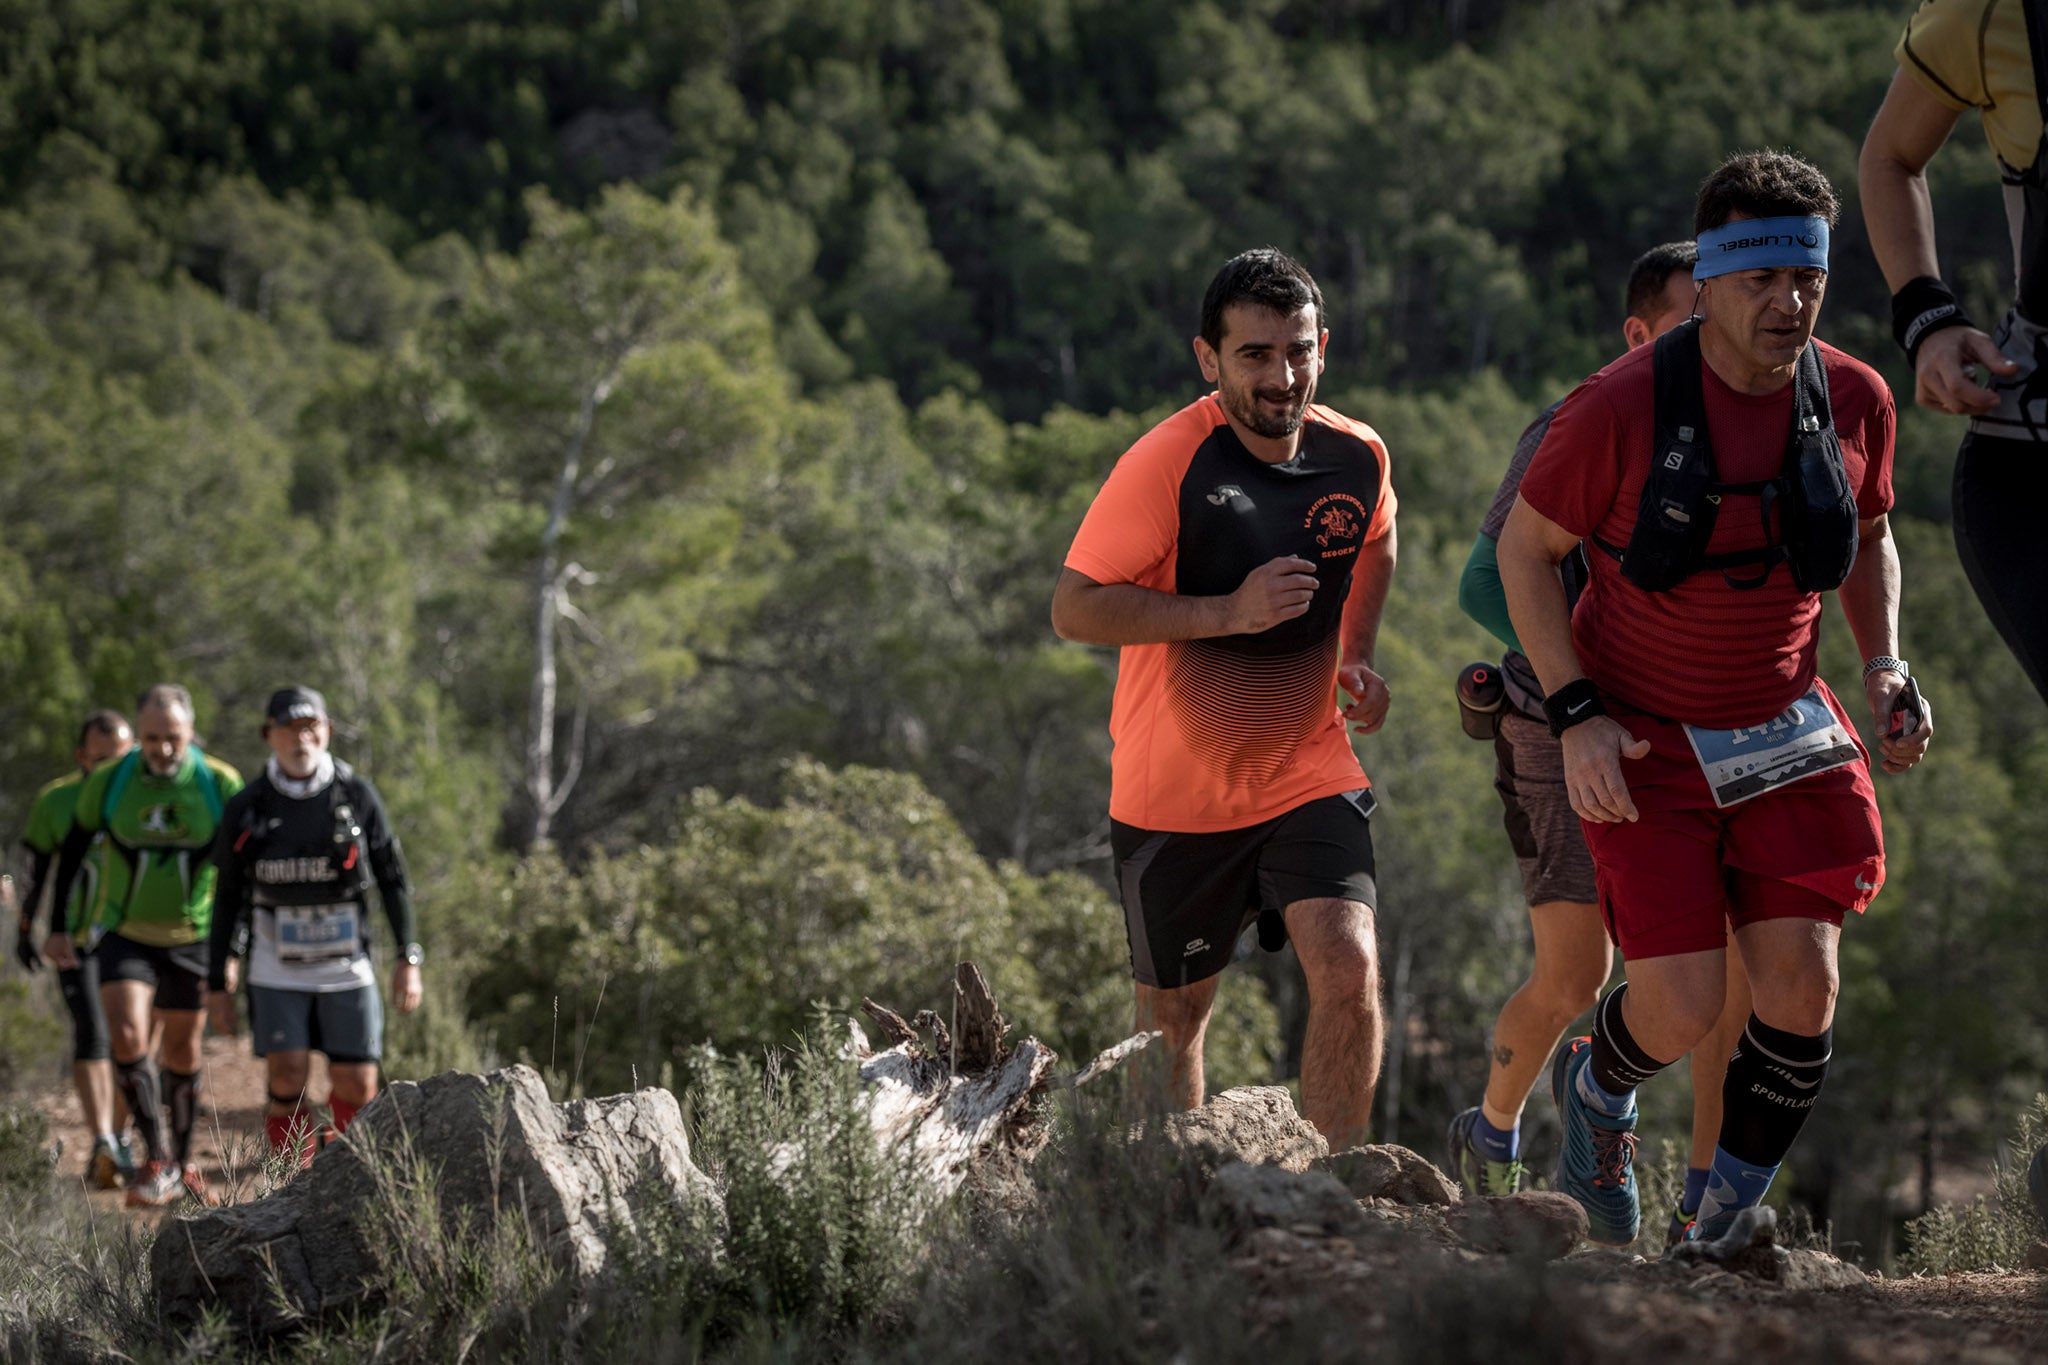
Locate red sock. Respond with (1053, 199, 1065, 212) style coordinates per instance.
(329, 1098, 358, 1133)
(265, 1111, 313, 1161)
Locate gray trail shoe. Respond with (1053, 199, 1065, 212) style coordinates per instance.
(1666, 1203, 1777, 1264)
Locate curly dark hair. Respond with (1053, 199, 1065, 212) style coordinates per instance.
(1694, 150, 1840, 234)
(1199, 247, 1325, 349)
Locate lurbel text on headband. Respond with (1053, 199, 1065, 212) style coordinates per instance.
(1692, 216, 1830, 282)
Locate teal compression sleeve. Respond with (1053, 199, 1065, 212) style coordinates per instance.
(1457, 532, 1522, 654)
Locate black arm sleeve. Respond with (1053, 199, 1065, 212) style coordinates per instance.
(19, 847, 52, 936)
(353, 776, 416, 948)
(208, 791, 254, 991)
(45, 822, 95, 938)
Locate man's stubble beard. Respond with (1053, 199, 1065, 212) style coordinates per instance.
(1223, 376, 1314, 440)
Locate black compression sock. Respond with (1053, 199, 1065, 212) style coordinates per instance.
(1587, 983, 1672, 1098)
(1720, 1016, 1831, 1167)
(163, 1068, 201, 1166)
(116, 1058, 168, 1165)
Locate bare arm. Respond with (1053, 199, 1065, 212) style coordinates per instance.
(1498, 496, 1649, 822)
(1050, 556, 1320, 646)
(1836, 513, 1932, 773)
(1859, 69, 2016, 413)
(1336, 525, 1396, 734)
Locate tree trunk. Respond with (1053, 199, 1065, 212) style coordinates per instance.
(1379, 921, 1414, 1146)
(525, 370, 615, 847)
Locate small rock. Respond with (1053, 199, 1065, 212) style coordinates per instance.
(1206, 1160, 1368, 1240)
(1445, 1191, 1588, 1259)
(1149, 1086, 1329, 1181)
(1322, 1144, 1460, 1206)
(2025, 1241, 2048, 1272)
(1775, 1248, 1871, 1292)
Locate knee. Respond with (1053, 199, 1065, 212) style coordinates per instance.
(267, 1057, 311, 1096)
(1752, 967, 1838, 1036)
(328, 1068, 377, 1107)
(107, 1022, 147, 1063)
(1292, 902, 1380, 1000)
(1136, 988, 1213, 1052)
(1529, 959, 1609, 1022)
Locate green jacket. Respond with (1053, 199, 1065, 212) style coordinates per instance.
(69, 748, 243, 946)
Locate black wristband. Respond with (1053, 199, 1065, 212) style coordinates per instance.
(1542, 678, 1606, 737)
(1891, 275, 1973, 370)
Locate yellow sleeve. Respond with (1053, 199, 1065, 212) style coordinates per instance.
(1896, 0, 1995, 111)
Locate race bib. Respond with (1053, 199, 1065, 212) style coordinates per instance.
(274, 903, 362, 966)
(1683, 684, 1860, 809)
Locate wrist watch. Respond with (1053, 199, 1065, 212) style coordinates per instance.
(402, 942, 425, 966)
(1862, 654, 1909, 679)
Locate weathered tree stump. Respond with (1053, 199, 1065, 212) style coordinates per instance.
(847, 961, 1154, 1197)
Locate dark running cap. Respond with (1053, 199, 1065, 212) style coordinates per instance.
(264, 686, 329, 725)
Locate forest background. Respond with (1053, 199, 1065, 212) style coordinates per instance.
(0, 0, 2040, 1266)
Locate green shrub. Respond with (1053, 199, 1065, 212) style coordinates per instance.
(0, 979, 63, 1094)
(466, 759, 1285, 1099)
(0, 1102, 52, 1193)
(1900, 1094, 2048, 1274)
(600, 1040, 928, 1356)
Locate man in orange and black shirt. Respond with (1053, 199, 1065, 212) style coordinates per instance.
(1052, 248, 1397, 1147)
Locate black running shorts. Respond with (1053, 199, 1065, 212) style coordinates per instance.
(93, 932, 209, 1012)
(1111, 789, 1378, 989)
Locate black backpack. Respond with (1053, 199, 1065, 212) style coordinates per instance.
(1597, 318, 1858, 594)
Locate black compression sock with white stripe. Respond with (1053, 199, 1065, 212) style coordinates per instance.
(1719, 1015, 1832, 1167)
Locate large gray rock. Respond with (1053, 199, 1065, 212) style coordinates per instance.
(1322, 1144, 1461, 1206)
(1206, 1160, 1368, 1240)
(1444, 1192, 1588, 1258)
(151, 1064, 719, 1337)
(1149, 1086, 1329, 1180)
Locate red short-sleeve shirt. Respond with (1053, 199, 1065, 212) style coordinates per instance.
(1518, 338, 1895, 729)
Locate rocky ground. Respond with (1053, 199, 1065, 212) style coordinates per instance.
(27, 1032, 327, 1212)
(20, 1032, 2048, 1362)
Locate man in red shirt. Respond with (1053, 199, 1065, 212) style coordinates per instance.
(1053, 248, 1397, 1148)
(1498, 151, 1933, 1248)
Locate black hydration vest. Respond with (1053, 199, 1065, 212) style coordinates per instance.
(237, 764, 374, 910)
(1596, 318, 1858, 593)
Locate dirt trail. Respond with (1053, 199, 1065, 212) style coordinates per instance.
(28, 1033, 328, 1211)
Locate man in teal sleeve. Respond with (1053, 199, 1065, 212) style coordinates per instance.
(1447, 242, 1752, 1243)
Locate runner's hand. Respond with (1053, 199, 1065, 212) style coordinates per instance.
(393, 962, 423, 1015)
(1914, 327, 2017, 416)
(41, 932, 76, 971)
(1337, 660, 1391, 735)
(1561, 716, 1650, 823)
(13, 922, 39, 972)
(1226, 556, 1318, 634)
(223, 954, 240, 993)
(205, 989, 238, 1038)
(1865, 669, 1933, 774)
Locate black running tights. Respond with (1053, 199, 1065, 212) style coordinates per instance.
(1954, 433, 2048, 709)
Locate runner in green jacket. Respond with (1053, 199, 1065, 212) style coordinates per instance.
(46, 684, 242, 1207)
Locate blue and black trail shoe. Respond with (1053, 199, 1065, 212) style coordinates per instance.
(1549, 1036, 1640, 1247)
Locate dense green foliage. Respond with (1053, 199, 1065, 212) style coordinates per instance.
(1, 0, 2044, 1267)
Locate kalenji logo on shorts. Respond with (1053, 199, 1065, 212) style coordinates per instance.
(1183, 937, 1209, 957)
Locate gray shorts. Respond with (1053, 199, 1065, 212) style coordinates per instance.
(249, 982, 383, 1064)
(1492, 709, 1598, 907)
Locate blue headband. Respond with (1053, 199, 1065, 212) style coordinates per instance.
(1693, 216, 1830, 281)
